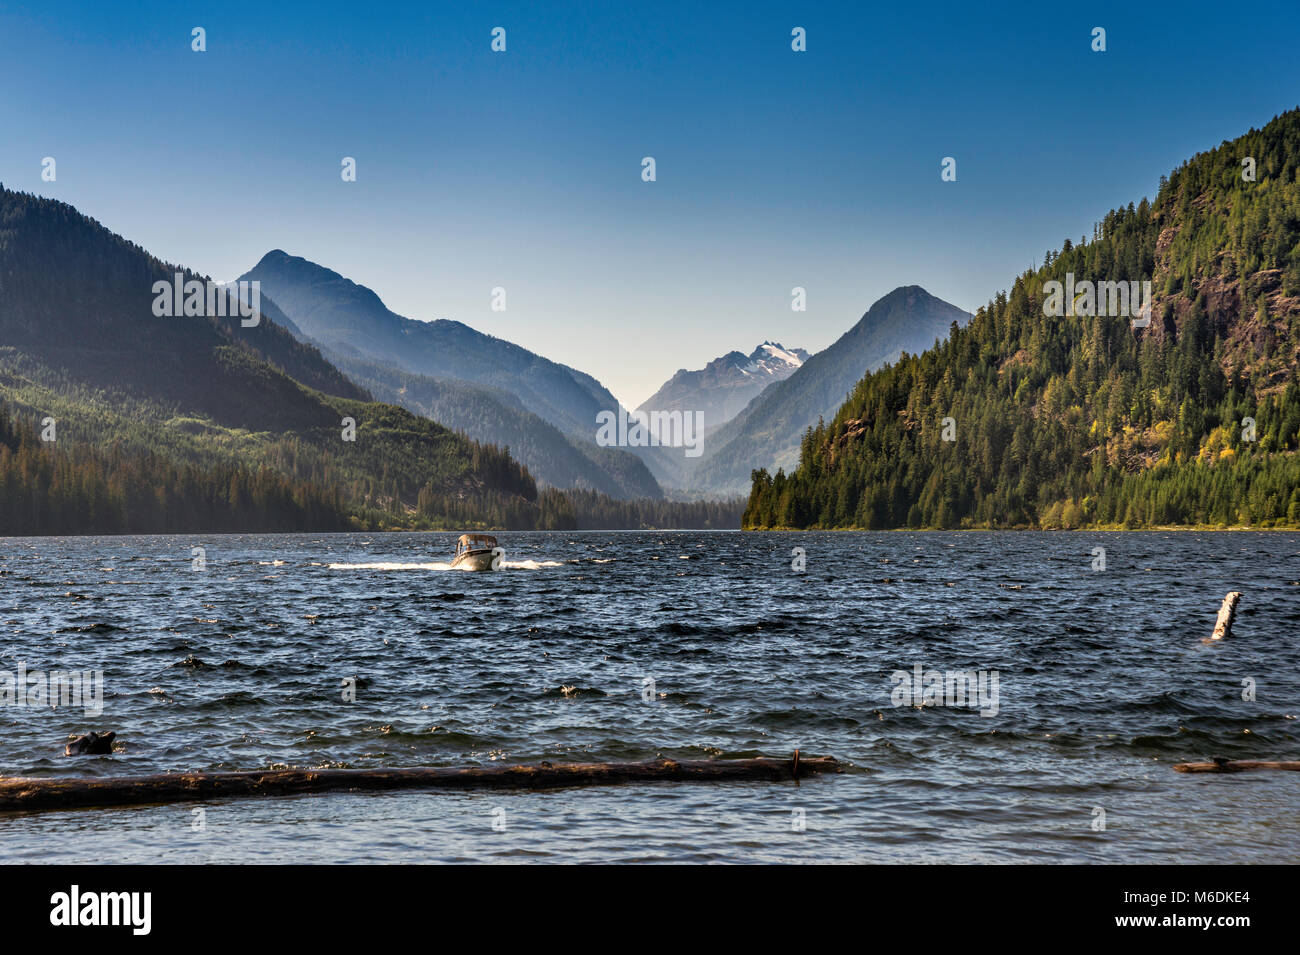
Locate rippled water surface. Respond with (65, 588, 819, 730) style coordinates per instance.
(2, 531, 1298, 863)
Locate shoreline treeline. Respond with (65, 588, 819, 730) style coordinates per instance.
(0, 402, 351, 534)
(0, 405, 744, 534)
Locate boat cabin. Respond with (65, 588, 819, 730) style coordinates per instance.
(455, 534, 498, 557)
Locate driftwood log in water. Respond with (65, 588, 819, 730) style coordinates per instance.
(0, 755, 838, 813)
(1173, 759, 1300, 774)
(1209, 591, 1242, 640)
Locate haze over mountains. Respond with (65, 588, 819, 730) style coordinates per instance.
(236, 252, 971, 501)
(238, 251, 661, 500)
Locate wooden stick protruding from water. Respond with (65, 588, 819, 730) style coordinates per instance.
(1173, 758, 1300, 774)
(1210, 591, 1242, 640)
(0, 755, 839, 813)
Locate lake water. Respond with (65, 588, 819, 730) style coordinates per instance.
(2, 531, 1298, 863)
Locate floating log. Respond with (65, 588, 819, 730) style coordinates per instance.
(0, 755, 838, 813)
(1174, 758, 1300, 774)
(1209, 591, 1242, 640)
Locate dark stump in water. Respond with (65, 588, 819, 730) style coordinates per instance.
(64, 731, 116, 756)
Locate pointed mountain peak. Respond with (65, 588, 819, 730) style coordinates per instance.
(242, 250, 392, 316)
(870, 285, 958, 312)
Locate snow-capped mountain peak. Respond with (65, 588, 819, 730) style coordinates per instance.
(747, 341, 808, 372)
(637, 341, 810, 427)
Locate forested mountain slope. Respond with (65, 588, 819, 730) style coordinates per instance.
(0, 186, 539, 530)
(745, 109, 1300, 529)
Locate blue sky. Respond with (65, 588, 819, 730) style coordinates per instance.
(3, 0, 1298, 406)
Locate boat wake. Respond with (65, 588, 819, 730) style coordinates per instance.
(329, 562, 453, 571)
(328, 559, 563, 571)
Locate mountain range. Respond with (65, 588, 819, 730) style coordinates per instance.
(237, 251, 972, 500)
(0, 185, 538, 530)
(2, 180, 980, 533)
(7, 109, 1292, 532)
(237, 250, 661, 499)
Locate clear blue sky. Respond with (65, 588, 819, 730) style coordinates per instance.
(3, 0, 1298, 407)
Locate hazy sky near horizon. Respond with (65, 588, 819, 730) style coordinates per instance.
(3, 1, 1299, 407)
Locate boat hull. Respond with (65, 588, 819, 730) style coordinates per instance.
(451, 549, 496, 571)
